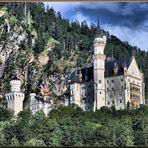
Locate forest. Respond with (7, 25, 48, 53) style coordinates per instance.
(0, 105, 148, 146)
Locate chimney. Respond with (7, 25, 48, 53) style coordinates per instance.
(85, 69, 88, 81)
(113, 61, 118, 75)
(79, 70, 82, 82)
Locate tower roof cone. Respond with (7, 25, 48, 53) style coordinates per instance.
(95, 17, 104, 38)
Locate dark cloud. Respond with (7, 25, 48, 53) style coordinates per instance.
(44, 2, 148, 50)
(75, 2, 148, 29)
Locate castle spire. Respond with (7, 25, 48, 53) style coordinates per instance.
(95, 17, 103, 38)
(97, 16, 100, 29)
(78, 69, 82, 82)
(114, 61, 117, 68)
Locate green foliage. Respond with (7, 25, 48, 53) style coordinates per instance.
(0, 105, 147, 146)
(10, 15, 18, 24)
(0, 7, 7, 11)
(0, 121, 11, 146)
(25, 138, 45, 146)
(10, 136, 20, 146)
(25, 48, 33, 54)
(0, 108, 13, 121)
(47, 37, 59, 47)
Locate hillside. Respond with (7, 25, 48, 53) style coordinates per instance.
(0, 2, 148, 108)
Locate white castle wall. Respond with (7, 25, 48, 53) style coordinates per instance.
(29, 93, 53, 116)
(5, 80, 24, 115)
(105, 75, 125, 110)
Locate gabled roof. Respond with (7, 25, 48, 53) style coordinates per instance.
(105, 57, 132, 77)
(70, 67, 93, 83)
(69, 57, 132, 83)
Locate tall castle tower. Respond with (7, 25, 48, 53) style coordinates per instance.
(5, 76, 24, 115)
(93, 20, 107, 111)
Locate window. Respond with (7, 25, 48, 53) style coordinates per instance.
(121, 79, 123, 81)
(120, 99, 122, 103)
(107, 88, 109, 91)
(99, 80, 101, 83)
(112, 101, 115, 104)
(71, 90, 73, 95)
(71, 96, 74, 101)
(108, 101, 110, 105)
(107, 80, 109, 83)
(100, 91, 101, 94)
(121, 86, 123, 89)
(109, 94, 113, 98)
(112, 88, 114, 91)
(112, 80, 114, 83)
(82, 86, 86, 89)
(119, 93, 122, 96)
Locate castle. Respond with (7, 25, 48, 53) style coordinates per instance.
(64, 22, 145, 111)
(5, 77, 53, 116)
(4, 22, 145, 116)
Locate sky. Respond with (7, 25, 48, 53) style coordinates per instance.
(44, 2, 148, 51)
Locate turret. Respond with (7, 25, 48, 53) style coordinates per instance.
(5, 75, 24, 115)
(111, 49, 115, 61)
(78, 69, 82, 82)
(93, 20, 107, 55)
(123, 59, 127, 72)
(10, 76, 21, 92)
(30, 93, 36, 103)
(113, 61, 119, 75)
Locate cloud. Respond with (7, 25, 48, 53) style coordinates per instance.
(44, 2, 81, 16)
(44, 2, 148, 28)
(44, 2, 148, 51)
(72, 12, 92, 26)
(103, 24, 148, 51)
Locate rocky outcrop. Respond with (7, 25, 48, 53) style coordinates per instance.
(0, 9, 69, 107)
(0, 12, 27, 78)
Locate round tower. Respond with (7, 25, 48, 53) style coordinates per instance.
(5, 76, 24, 115)
(10, 77, 21, 92)
(93, 19, 106, 111)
